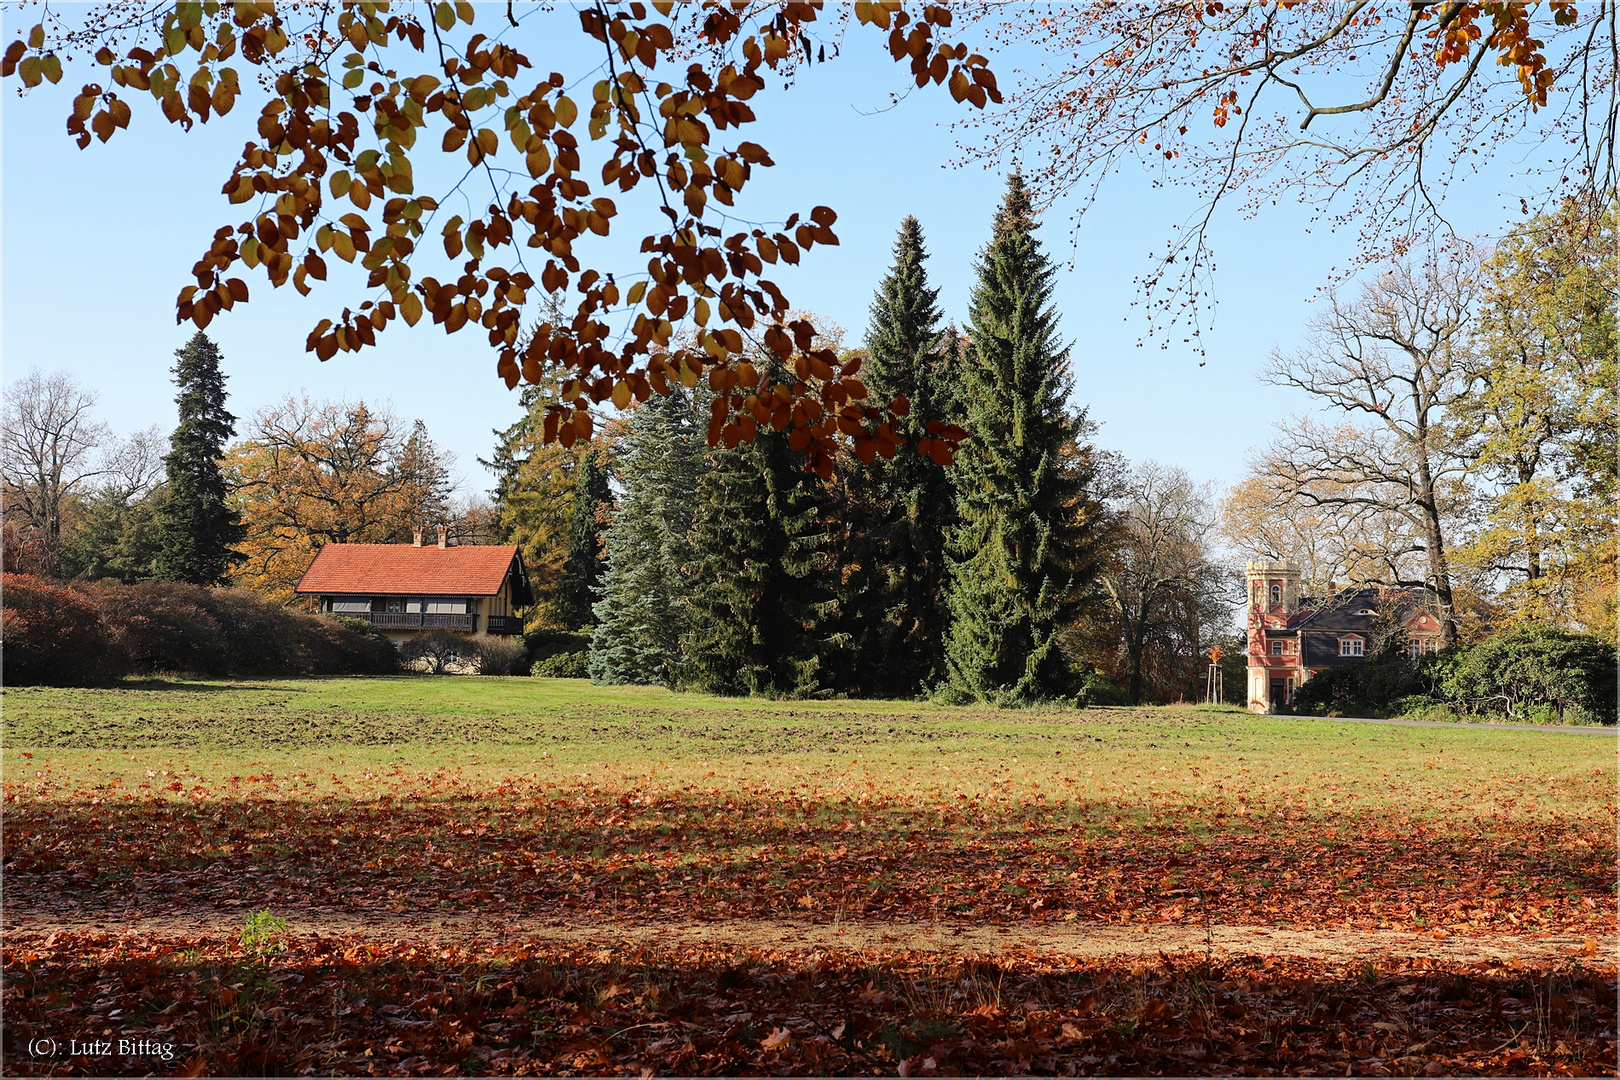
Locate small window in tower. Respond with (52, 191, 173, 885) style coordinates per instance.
(1270, 585, 1281, 604)
(1270, 641, 1283, 656)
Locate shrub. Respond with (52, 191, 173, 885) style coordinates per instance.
(1290, 649, 1422, 718)
(2, 574, 126, 685)
(472, 636, 529, 676)
(1080, 668, 1127, 707)
(1429, 624, 1616, 725)
(531, 650, 589, 678)
(315, 616, 401, 676)
(93, 582, 229, 676)
(524, 627, 591, 667)
(400, 630, 468, 674)
(1389, 695, 1456, 722)
(2, 575, 398, 684)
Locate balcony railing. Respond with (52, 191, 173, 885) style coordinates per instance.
(484, 615, 521, 636)
(343, 611, 477, 633)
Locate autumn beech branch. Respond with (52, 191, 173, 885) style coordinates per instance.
(4, 1, 1001, 476)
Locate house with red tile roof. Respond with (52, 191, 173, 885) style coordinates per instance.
(294, 526, 532, 646)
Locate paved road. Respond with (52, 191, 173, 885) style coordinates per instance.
(1284, 714, 1615, 734)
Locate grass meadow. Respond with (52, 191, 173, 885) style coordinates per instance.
(4, 676, 1615, 1076)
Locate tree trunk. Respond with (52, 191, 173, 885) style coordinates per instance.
(1412, 454, 1458, 647)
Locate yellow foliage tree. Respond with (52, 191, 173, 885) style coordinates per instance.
(225, 397, 452, 602)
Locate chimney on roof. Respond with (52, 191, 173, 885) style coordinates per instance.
(412, 527, 423, 547)
(436, 524, 448, 549)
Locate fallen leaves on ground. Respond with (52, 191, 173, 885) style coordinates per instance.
(5, 776, 1613, 937)
(3, 930, 1613, 1077)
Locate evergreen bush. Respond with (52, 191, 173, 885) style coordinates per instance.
(1288, 649, 1422, 718)
(524, 627, 591, 666)
(1429, 624, 1615, 724)
(532, 651, 589, 678)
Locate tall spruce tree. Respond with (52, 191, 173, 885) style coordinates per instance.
(842, 217, 959, 696)
(942, 175, 1103, 704)
(556, 448, 612, 629)
(589, 388, 706, 685)
(682, 423, 834, 697)
(154, 332, 245, 584)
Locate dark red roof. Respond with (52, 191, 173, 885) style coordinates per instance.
(294, 544, 523, 597)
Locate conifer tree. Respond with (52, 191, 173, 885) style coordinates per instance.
(942, 175, 1103, 704)
(154, 332, 245, 584)
(682, 424, 833, 697)
(555, 448, 611, 629)
(589, 387, 706, 686)
(842, 217, 959, 696)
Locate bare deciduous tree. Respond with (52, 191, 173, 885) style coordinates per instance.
(99, 425, 167, 504)
(1261, 250, 1477, 645)
(1, 369, 110, 575)
(1221, 463, 1430, 600)
(1093, 461, 1235, 705)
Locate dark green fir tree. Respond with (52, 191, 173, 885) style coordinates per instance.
(60, 487, 166, 582)
(555, 448, 612, 629)
(154, 332, 245, 584)
(841, 216, 961, 696)
(589, 387, 707, 686)
(681, 423, 834, 698)
(942, 175, 1103, 704)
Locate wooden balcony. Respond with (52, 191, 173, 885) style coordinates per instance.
(484, 615, 521, 636)
(346, 611, 477, 633)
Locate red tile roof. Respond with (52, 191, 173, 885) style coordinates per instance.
(294, 544, 522, 597)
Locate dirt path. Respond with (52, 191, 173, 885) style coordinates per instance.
(6, 905, 1604, 965)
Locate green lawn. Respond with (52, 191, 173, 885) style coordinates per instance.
(5, 676, 1613, 827)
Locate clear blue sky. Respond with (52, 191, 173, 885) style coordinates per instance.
(2, 8, 1525, 500)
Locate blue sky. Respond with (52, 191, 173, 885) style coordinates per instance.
(2, 8, 1528, 500)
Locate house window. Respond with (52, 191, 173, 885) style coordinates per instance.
(1286, 677, 1295, 702)
(1340, 637, 1364, 657)
(387, 598, 403, 613)
(331, 596, 371, 614)
(1251, 582, 1260, 605)
(1270, 641, 1283, 656)
(1270, 585, 1281, 604)
(1408, 639, 1422, 658)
